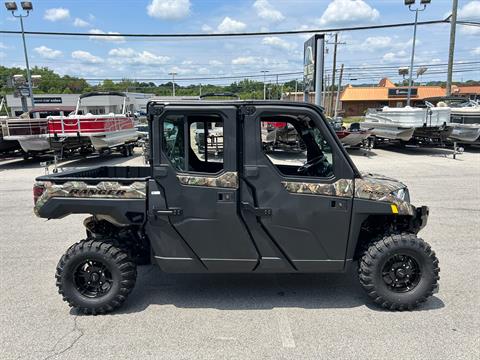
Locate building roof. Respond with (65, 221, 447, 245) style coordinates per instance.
(340, 78, 480, 102)
(453, 85, 480, 95)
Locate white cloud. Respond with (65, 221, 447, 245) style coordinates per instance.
(89, 29, 125, 43)
(71, 50, 103, 64)
(0, 42, 7, 49)
(472, 47, 480, 55)
(201, 24, 213, 32)
(108, 48, 137, 58)
(73, 18, 90, 28)
(209, 60, 223, 66)
(147, 0, 191, 20)
(232, 56, 256, 65)
(109, 48, 170, 66)
(458, 1, 480, 34)
(382, 50, 409, 64)
(261, 36, 296, 50)
(217, 17, 246, 33)
(253, 0, 285, 22)
(34, 46, 62, 59)
(134, 51, 170, 65)
(318, 0, 379, 26)
(359, 36, 392, 51)
(44, 8, 70, 21)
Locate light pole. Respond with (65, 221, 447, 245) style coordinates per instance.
(169, 72, 177, 96)
(404, 0, 430, 107)
(5, 1, 35, 109)
(261, 70, 269, 100)
(446, 0, 458, 96)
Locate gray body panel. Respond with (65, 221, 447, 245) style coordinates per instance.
(34, 101, 427, 274)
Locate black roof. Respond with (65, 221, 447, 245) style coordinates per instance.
(147, 98, 325, 111)
(79, 91, 126, 99)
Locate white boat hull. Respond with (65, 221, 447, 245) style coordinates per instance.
(449, 124, 480, 143)
(7, 136, 51, 153)
(360, 122, 415, 141)
(89, 129, 139, 150)
(362, 106, 451, 141)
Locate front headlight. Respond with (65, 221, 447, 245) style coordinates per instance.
(391, 187, 410, 202)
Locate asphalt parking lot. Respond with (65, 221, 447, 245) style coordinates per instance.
(1, 146, 479, 360)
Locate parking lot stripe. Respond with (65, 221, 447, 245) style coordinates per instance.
(276, 311, 296, 348)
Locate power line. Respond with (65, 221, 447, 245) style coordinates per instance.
(0, 19, 450, 39)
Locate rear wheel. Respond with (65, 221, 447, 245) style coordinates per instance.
(359, 233, 439, 311)
(56, 239, 137, 315)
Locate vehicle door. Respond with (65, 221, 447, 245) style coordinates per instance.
(240, 105, 355, 272)
(146, 105, 259, 273)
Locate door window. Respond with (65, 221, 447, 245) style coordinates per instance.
(260, 115, 334, 178)
(162, 114, 224, 174)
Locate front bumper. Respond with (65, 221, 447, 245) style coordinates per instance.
(411, 206, 429, 233)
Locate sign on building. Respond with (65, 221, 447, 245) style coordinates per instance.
(388, 88, 418, 97)
(303, 34, 325, 94)
(34, 97, 63, 104)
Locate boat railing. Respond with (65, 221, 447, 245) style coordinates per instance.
(3, 118, 49, 137)
(48, 114, 134, 136)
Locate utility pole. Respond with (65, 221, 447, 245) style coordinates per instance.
(261, 70, 269, 100)
(334, 64, 344, 119)
(5, 2, 35, 109)
(295, 79, 298, 102)
(169, 72, 177, 96)
(324, 73, 330, 115)
(446, 0, 458, 96)
(329, 33, 338, 116)
(199, 83, 202, 96)
(276, 74, 279, 99)
(405, 0, 428, 106)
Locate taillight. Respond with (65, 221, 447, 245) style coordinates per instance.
(33, 183, 45, 204)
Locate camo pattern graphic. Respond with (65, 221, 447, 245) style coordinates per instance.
(282, 179, 353, 197)
(176, 171, 238, 188)
(34, 181, 146, 216)
(281, 173, 415, 216)
(354, 173, 415, 215)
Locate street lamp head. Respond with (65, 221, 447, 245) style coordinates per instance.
(4, 1, 18, 11)
(404, 0, 415, 5)
(21, 1, 32, 11)
(420, 0, 431, 4)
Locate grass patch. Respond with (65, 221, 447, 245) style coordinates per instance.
(342, 116, 365, 124)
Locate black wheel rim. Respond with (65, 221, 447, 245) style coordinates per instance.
(73, 259, 113, 298)
(382, 254, 421, 293)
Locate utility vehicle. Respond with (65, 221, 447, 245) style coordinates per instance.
(33, 100, 439, 314)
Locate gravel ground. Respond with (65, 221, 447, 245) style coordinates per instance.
(0, 146, 479, 360)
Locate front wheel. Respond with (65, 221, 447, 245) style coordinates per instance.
(56, 239, 137, 315)
(359, 233, 439, 311)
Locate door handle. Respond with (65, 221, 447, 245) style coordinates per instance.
(153, 166, 168, 178)
(244, 166, 259, 178)
(241, 202, 272, 216)
(153, 208, 183, 216)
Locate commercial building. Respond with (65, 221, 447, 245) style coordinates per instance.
(283, 78, 480, 117)
(339, 78, 480, 117)
(5, 92, 154, 116)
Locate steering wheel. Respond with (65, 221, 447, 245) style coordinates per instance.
(297, 155, 327, 175)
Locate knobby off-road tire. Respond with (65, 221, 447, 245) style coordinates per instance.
(359, 233, 440, 311)
(56, 239, 137, 315)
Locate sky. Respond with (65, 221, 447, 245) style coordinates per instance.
(0, 0, 479, 86)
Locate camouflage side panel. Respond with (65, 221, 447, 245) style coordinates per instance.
(176, 171, 238, 189)
(34, 181, 146, 216)
(281, 179, 353, 197)
(354, 176, 415, 216)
